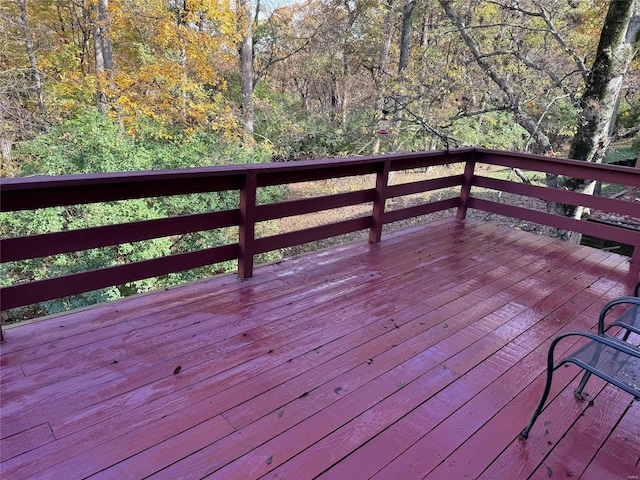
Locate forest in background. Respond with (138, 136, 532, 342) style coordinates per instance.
(1, 0, 639, 318)
(3, 0, 639, 167)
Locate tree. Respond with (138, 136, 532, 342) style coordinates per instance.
(569, 0, 639, 164)
(238, 0, 255, 137)
(92, 0, 115, 113)
(398, 0, 416, 74)
(18, 0, 45, 116)
(436, 0, 577, 154)
(554, 0, 639, 236)
(435, 0, 639, 238)
(110, 0, 238, 133)
(1, 0, 240, 139)
(0, 0, 47, 174)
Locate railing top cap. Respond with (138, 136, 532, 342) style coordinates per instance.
(0, 149, 478, 187)
(2, 147, 638, 189)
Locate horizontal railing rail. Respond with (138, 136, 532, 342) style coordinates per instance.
(1, 148, 639, 327)
(469, 149, 640, 261)
(0, 150, 468, 312)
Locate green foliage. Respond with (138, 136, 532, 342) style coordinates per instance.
(541, 98, 579, 145)
(3, 110, 282, 320)
(18, 110, 148, 175)
(448, 112, 530, 150)
(617, 93, 640, 130)
(253, 88, 376, 160)
(605, 138, 640, 164)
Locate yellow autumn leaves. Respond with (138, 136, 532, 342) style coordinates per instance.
(12, 0, 242, 135)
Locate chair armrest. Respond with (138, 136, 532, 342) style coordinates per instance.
(597, 297, 640, 335)
(550, 331, 640, 366)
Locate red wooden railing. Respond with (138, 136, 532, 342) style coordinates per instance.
(2, 148, 639, 330)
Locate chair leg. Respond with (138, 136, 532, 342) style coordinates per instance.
(611, 329, 632, 363)
(521, 364, 555, 439)
(574, 370, 591, 400)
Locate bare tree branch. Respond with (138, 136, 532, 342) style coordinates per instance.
(437, 0, 553, 154)
(449, 105, 511, 120)
(487, 0, 588, 81)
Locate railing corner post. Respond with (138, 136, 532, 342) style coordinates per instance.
(369, 159, 391, 243)
(457, 151, 476, 220)
(238, 171, 257, 279)
(631, 243, 640, 266)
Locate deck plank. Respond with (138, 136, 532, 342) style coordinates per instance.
(527, 385, 635, 480)
(323, 245, 629, 478)
(1, 218, 638, 480)
(1, 222, 509, 423)
(0, 423, 55, 463)
(579, 398, 640, 480)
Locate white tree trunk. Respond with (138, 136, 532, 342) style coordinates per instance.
(561, 0, 639, 235)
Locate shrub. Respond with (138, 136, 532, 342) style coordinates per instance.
(3, 110, 283, 320)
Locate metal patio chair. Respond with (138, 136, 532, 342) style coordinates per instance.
(520, 290, 640, 440)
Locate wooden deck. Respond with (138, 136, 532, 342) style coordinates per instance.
(1, 218, 639, 479)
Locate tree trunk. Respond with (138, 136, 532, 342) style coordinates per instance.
(568, 1, 639, 165)
(398, 0, 416, 74)
(93, 0, 114, 114)
(379, 0, 396, 79)
(94, 21, 106, 113)
(18, 0, 45, 116)
(239, 0, 254, 138)
(0, 109, 14, 174)
(99, 0, 114, 74)
(560, 0, 639, 238)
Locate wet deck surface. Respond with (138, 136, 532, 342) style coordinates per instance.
(1, 218, 639, 479)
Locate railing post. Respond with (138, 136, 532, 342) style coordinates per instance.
(625, 153, 639, 266)
(238, 171, 257, 279)
(631, 240, 640, 265)
(369, 159, 391, 243)
(457, 151, 476, 220)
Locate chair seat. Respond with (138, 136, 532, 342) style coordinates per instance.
(521, 283, 640, 440)
(564, 335, 640, 398)
(609, 304, 640, 332)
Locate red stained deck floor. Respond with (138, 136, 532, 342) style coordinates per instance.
(1, 218, 639, 479)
